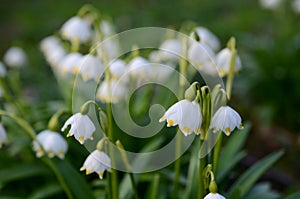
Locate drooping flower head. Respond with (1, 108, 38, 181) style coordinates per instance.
(192, 26, 221, 52)
(109, 59, 127, 79)
(61, 16, 92, 43)
(0, 124, 7, 148)
(78, 54, 104, 81)
(216, 48, 242, 77)
(80, 150, 111, 179)
(96, 79, 127, 104)
(58, 53, 83, 75)
(159, 99, 202, 136)
(32, 130, 68, 159)
(204, 193, 226, 199)
(127, 56, 150, 77)
(61, 113, 96, 144)
(4, 47, 27, 68)
(210, 106, 243, 136)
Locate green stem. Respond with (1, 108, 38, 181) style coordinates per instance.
(0, 110, 73, 199)
(150, 174, 160, 199)
(172, 37, 188, 199)
(116, 140, 139, 199)
(225, 38, 237, 100)
(0, 78, 25, 117)
(213, 132, 223, 173)
(43, 158, 74, 199)
(106, 102, 118, 199)
(0, 110, 36, 139)
(198, 138, 207, 199)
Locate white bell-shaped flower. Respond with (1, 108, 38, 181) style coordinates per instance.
(109, 59, 127, 79)
(40, 36, 66, 67)
(188, 42, 217, 75)
(61, 16, 92, 43)
(4, 47, 27, 68)
(0, 124, 7, 148)
(204, 193, 226, 199)
(127, 56, 150, 77)
(96, 79, 127, 103)
(58, 53, 83, 74)
(193, 27, 221, 52)
(78, 54, 104, 81)
(259, 0, 281, 10)
(216, 48, 242, 77)
(159, 99, 202, 136)
(0, 62, 7, 77)
(210, 106, 243, 136)
(100, 20, 115, 37)
(32, 130, 68, 159)
(150, 39, 181, 63)
(80, 150, 111, 179)
(292, 0, 300, 13)
(61, 113, 96, 144)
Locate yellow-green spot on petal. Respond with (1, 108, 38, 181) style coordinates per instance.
(99, 172, 104, 179)
(48, 151, 55, 158)
(195, 128, 201, 135)
(167, 120, 174, 126)
(219, 69, 226, 77)
(82, 75, 89, 81)
(183, 127, 190, 134)
(80, 166, 85, 171)
(79, 136, 84, 144)
(66, 132, 71, 137)
(225, 127, 231, 133)
(86, 169, 91, 175)
(239, 124, 244, 129)
(58, 151, 65, 159)
(72, 67, 79, 74)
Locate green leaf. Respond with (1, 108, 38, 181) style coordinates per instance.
(284, 191, 300, 199)
(243, 182, 280, 199)
(182, 139, 200, 199)
(228, 150, 284, 199)
(217, 123, 250, 172)
(0, 163, 48, 188)
(119, 138, 164, 199)
(44, 158, 95, 199)
(28, 183, 63, 199)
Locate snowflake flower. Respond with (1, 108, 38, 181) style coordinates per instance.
(61, 113, 96, 144)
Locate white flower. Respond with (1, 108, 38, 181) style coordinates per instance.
(96, 79, 127, 103)
(61, 16, 92, 43)
(210, 106, 243, 136)
(127, 56, 150, 77)
(150, 39, 181, 62)
(0, 61, 7, 77)
(188, 42, 217, 75)
(32, 130, 68, 159)
(292, 0, 300, 13)
(80, 150, 111, 179)
(159, 99, 202, 136)
(259, 0, 281, 10)
(109, 59, 127, 79)
(148, 63, 173, 82)
(58, 53, 83, 74)
(78, 54, 104, 81)
(4, 47, 27, 68)
(204, 193, 226, 199)
(0, 124, 7, 148)
(61, 113, 96, 144)
(100, 20, 115, 37)
(192, 27, 221, 52)
(40, 36, 66, 67)
(216, 48, 242, 77)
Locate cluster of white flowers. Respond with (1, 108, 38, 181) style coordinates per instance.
(188, 26, 242, 77)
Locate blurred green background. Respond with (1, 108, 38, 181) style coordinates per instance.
(0, 0, 300, 196)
